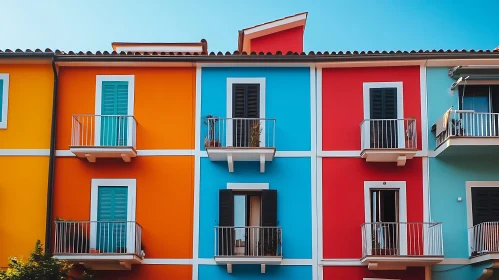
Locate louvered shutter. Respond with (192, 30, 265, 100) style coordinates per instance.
(472, 188, 499, 226)
(0, 80, 3, 122)
(218, 190, 234, 256)
(261, 190, 278, 256)
(232, 84, 260, 147)
(97, 186, 128, 253)
(369, 88, 398, 148)
(100, 81, 129, 146)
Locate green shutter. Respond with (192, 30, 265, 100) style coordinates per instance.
(97, 186, 128, 253)
(100, 81, 129, 146)
(0, 80, 3, 122)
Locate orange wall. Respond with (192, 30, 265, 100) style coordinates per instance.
(96, 264, 192, 280)
(53, 156, 194, 258)
(56, 67, 196, 150)
(0, 63, 53, 149)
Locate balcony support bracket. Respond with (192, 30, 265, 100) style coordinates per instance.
(227, 264, 232, 273)
(120, 261, 131, 270)
(260, 154, 265, 173)
(261, 264, 266, 273)
(227, 154, 234, 172)
(85, 154, 96, 163)
(397, 155, 407, 166)
(121, 153, 131, 163)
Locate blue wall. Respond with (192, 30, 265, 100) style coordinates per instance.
(200, 67, 311, 151)
(198, 264, 312, 280)
(198, 157, 312, 259)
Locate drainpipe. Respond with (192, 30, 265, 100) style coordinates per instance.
(45, 56, 58, 253)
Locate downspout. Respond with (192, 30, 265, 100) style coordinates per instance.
(45, 56, 58, 253)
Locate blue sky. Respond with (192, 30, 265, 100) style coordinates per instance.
(0, 0, 497, 53)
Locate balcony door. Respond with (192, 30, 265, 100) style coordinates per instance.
(94, 76, 134, 147)
(100, 81, 129, 147)
(232, 84, 260, 148)
(369, 88, 399, 149)
(218, 189, 277, 257)
(226, 78, 266, 148)
(459, 85, 499, 136)
(370, 189, 399, 255)
(96, 186, 128, 253)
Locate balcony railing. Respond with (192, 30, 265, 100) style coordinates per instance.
(71, 114, 137, 148)
(54, 221, 143, 257)
(361, 222, 443, 258)
(205, 118, 276, 149)
(469, 222, 499, 257)
(435, 109, 499, 147)
(214, 226, 282, 258)
(361, 119, 417, 150)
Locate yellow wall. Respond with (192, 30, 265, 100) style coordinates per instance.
(0, 64, 53, 149)
(0, 156, 49, 267)
(0, 63, 53, 267)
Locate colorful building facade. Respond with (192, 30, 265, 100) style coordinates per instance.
(0, 52, 54, 268)
(3, 12, 499, 280)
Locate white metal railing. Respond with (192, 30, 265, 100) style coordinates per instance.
(205, 118, 276, 148)
(214, 226, 282, 257)
(360, 119, 417, 150)
(435, 109, 499, 147)
(54, 221, 143, 257)
(469, 222, 499, 257)
(361, 222, 443, 258)
(71, 114, 137, 148)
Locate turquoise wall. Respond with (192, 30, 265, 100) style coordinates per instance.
(199, 264, 312, 280)
(428, 67, 499, 279)
(427, 67, 458, 150)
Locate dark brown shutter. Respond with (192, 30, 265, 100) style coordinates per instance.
(369, 88, 398, 148)
(232, 84, 260, 147)
(261, 190, 277, 226)
(472, 187, 499, 226)
(218, 190, 234, 256)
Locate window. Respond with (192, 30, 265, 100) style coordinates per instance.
(95, 75, 135, 146)
(470, 187, 499, 226)
(363, 82, 404, 149)
(459, 85, 499, 113)
(226, 78, 266, 147)
(218, 189, 278, 256)
(0, 74, 10, 129)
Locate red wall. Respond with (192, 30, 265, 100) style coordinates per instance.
(250, 26, 304, 54)
(322, 158, 423, 259)
(324, 266, 425, 280)
(322, 66, 421, 150)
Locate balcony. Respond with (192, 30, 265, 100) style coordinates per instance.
(469, 222, 499, 264)
(54, 220, 143, 270)
(214, 226, 282, 273)
(360, 119, 418, 166)
(70, 114, 137, 162)
(361, 222, 444, 270)
(433, 109, 499, 156)
(205, 118, 276, 173)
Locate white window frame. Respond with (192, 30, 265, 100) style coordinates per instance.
(465, 181, 499, 255)
(94, 75, 135, 146)
(0, 74, 10, 129)
(362, 82, 404, 149)
(226, 78, 266, 147)
(90, 179, 137, 254)
(364, 181, 407, 255)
